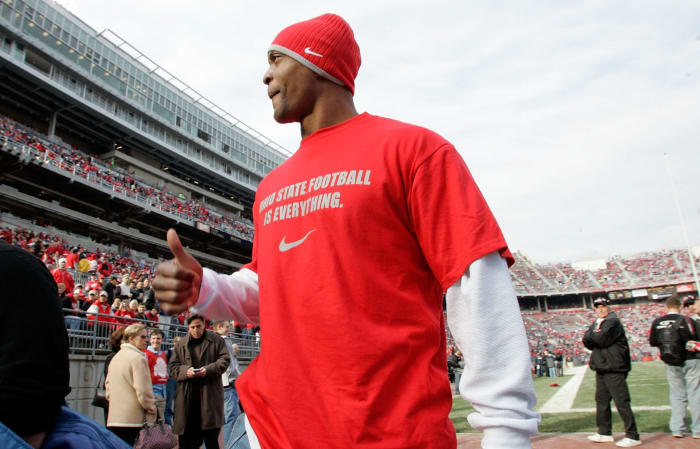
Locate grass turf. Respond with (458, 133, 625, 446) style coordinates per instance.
(450, 361, 675, 433)
(572, 361, 668, 408)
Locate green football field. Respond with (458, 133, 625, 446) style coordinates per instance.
(449, 361, 682, 433)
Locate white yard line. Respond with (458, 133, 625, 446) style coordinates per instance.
(538, 365, 670, 413)
(538, 366, 588, 413)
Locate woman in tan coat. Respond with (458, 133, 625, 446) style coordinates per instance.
(105, 323, 156, 445)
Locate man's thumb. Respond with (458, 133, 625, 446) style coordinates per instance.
(167, 229, 193, 265)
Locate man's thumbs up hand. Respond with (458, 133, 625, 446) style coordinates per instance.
(152, 229, 203, 315)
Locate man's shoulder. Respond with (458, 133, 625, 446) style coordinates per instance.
(363, 113, 449, 143)
(649, 315, 664, 327)
(601, 315, 622, 329)
(656, 313, 683, 324)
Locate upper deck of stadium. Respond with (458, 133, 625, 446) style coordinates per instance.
(0, 0, 289, 207)
(512, 249, 700, 299)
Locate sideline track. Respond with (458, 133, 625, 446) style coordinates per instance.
(456, 433, 698, 448)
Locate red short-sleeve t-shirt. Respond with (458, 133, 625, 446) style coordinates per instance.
(238, 113, 511, 449)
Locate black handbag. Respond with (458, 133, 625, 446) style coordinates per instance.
(91, 371, 108, 409)
(134, 408, 177, 449)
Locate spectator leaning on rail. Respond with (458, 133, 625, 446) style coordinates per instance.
(583, 298, 641, 447)
(0, 241, 130, 449)
(153, 13, 538, 449)
(648, 295, 699, 438)
(86, 290, 113, 339)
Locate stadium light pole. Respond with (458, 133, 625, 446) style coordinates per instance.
(664, 152, 700, 295)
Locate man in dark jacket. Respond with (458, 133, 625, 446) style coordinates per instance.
(582, 298, 641, 447)
(649, 295, 698, 438)
(169, 314, 230, 449)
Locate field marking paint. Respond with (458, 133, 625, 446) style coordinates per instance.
(538, 366, 588, 413)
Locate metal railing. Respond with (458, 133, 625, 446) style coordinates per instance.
(62, 308, 260, 361)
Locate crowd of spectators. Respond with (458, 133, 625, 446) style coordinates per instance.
(522, 302, 670, 368)
(511, 251, 700, 295)
(0, 114, 255, 241)
(1, 222, 262, 352)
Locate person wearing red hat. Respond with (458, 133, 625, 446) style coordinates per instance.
(154, 13, 538, 449)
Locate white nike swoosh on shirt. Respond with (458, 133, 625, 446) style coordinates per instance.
(304, 47, 323, 57)
(279, 229, 316, 252)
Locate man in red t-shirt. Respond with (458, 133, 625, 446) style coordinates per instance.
(145, 329, 168, 418)
(153, 14, 538, 449)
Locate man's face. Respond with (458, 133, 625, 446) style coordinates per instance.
(99, 294, 108, 303)
(122, 275, 129, 283)
(88, 292, 97, 301)
(263, 51, 320, 124)
(58, 259, 66, 269)
(215, 321, 230, 336)
(150, 333, 162, 349)
(188, 319, 204, 339)
(595, 304, 610, 319)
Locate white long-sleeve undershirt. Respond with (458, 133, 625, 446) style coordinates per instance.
(191, 252, 539, 448)
(446, 252, 540, 448)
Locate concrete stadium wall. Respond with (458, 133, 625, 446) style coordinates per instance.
(66, 355, 107, 425)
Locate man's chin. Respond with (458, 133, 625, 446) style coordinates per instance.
(273, 111, 296, 124)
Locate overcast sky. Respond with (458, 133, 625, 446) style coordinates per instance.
(62, 0, 700, 264)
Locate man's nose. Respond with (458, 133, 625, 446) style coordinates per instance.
(263, 68, 272, 85)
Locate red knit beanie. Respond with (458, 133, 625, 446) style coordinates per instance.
(269, 14, 361, 95)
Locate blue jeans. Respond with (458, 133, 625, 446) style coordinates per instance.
(164, 376, 177, 425)
(153, 384, 166, 398)
(64, 316, 81, 332)
(666, 359, 700, 435)
(226, 413, 250, 449)
(223, 385, 240, 447)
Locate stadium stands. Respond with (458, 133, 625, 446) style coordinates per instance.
(511, 251, 699, 297)
(0, 114, 255, 241)
(522, 303, 667, 366)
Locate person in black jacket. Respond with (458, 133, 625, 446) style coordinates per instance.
(648, 295, 698, 438)
(582, 298, 641, 447)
